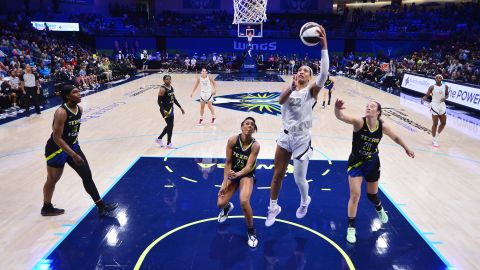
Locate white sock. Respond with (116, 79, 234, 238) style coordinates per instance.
(269, 199, 278, 209)
(293, 158, 310, 204)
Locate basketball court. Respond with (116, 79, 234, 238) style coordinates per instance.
(1, 72, 478, 269)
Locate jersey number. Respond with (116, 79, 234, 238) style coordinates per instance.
(362, 142, 372, 152)
(72, 125, 79, 134)
(235, 159, 245, 169)
(289, 98, 301, 107)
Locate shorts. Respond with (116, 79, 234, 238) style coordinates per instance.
(430, 103, 446, 116)
(229, 172, 256, 185)
(325, 83, 334, 91)
(347, 154, 380, 182)
(161, 107, 174, 119)
(276, 130, 313, 160)
(45, 141, 81, 168)
(200, 91, 213, 102)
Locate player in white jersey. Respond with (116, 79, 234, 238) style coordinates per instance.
(265, 25, 329, 227)
(422, 74, 449, 147)
(190, 68, 217, 125)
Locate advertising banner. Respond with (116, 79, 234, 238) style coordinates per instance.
(166, 37, 344, 57)
(401, 73, 480, 111)
(31, 21, 80, 32)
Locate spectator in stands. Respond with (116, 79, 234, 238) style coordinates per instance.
(78, 65, 90, 89)
(20, 64, 41, 116)
(38, 62, 51, 78)
(385, 60, 397, 91)
(190, 57, 197, 72)
(0, 75, 17, 116)
(184, 57, 190, 71)
(141, 50, 149, 70)
(101, 58, 113, 81)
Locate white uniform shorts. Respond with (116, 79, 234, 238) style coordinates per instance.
(276, 130, 313, 160)
(200, 91, 213, 102)
(430, 102, 446, 116)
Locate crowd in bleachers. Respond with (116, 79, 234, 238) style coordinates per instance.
(147, 11, 345, 39)
(340, 31, 480, 87)
(0, 15, 137, 118)
(63, 2, 479, 41)
(2, 2, 480, 119)
(77, 2, 480, 87)
(29, 2, 479, 46)
(140, 37, 480, 87)
(140, 50, 328, 76)
(348, 2, 480, 40)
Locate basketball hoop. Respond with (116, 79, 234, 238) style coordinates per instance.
(233, 0, 268, 24)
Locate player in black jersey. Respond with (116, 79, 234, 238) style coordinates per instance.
(321, 75, 335, 108)
(335, 99, 414, 244)
(217, 117, 260, 248)
(155, 75, 185, 148)
(41, 85, 117, 217)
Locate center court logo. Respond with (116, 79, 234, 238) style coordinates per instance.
(212, 92, 281, 116)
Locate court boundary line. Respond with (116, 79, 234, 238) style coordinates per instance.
(32, 156, 453, 270)
(33, 156, 142, 269)
(379, 186, 454, 269)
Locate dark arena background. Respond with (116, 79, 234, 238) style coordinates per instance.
(0, 1, 479, 270)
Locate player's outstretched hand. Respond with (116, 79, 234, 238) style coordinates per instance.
(335, 98, 345, 110)
(315, 25, 327, 49)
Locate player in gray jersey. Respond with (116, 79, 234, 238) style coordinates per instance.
(266, 25, 329, 227)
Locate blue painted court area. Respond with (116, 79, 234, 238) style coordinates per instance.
(35, 157, 449, 270)
(215, 72, 284, 82)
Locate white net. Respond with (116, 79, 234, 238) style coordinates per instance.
(233, 0, 268, 24)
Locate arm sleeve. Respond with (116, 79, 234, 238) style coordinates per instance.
(315, 50, 330, 88)
(157, 95, 164, 109)
(158, 96, 166, 117)
(173, 96, 182, 109)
